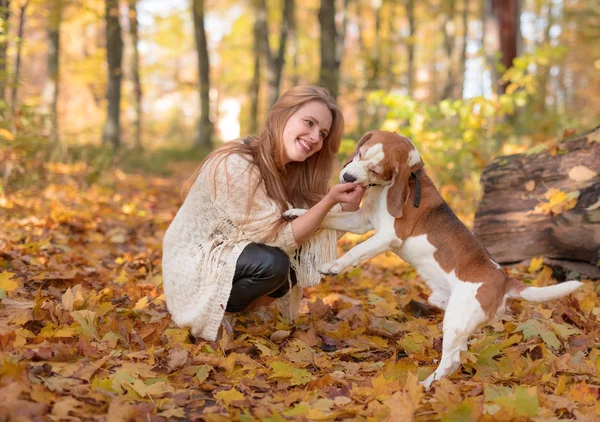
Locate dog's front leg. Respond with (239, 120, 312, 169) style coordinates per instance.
(284, 209, 373, 234)
(319, 234, 398, 275)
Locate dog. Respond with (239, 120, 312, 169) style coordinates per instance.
(284, 130, 583, 389)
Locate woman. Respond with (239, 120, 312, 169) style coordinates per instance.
(162, 85, 365, 341)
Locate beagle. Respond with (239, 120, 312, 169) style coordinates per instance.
(285, 130, 583, 389)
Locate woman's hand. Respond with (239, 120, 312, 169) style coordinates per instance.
(289, 182, 365, 245)
(326, 182, 366, 208)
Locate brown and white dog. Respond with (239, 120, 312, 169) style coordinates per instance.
(284, 130, 583, 389)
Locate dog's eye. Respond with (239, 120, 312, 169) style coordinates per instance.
(368, 169, 379, 176)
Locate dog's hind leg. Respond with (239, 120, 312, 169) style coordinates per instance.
(421, 283, 487, 390)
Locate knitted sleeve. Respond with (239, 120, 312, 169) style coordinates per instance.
(207, 153, 298, 255)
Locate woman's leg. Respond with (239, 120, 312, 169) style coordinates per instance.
(226, 243, 296, 312)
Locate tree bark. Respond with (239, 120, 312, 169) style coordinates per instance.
(11, 0, 29, 114)
(366, 1, 382, 91)
(318, 0, 338, 98)
(405, 0, 415, 96)
(102, 0, 123, 148)
(490, 0, 520, 93)
(457, 0, 468, 99)
(249, 6, 261, 135)
(441, 0, 457, 100)
(43, 0, 61, 143)
(473, 126, 600, 278)
(192, 0, 212, 149)
(257, 0, 294, 109)
(0, 0, 10, 103)
(128, 0, 142, 149)
(535, 1, 553, 115)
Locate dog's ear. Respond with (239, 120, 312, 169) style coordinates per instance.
(386, 162, 411, 218)
(343, 131, 374, 167)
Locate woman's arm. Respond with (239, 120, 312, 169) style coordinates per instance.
(291, 183, 364, 245)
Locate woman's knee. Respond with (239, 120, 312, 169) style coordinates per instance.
(235, 243, 290, 284)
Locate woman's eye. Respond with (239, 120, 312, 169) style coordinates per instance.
(305, 120, 313, 126)
(319, 132, 326, 139)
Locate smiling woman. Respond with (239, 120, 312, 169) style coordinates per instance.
(161, 85, 366, 341)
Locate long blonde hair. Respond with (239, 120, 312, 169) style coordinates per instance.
(184, 85, 344, 239)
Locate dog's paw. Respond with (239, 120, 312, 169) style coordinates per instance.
(420, 375, 435, 391)
(283, 208, 307, 221)
(318, 261, 347, 276)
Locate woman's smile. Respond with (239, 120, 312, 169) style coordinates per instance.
(297, 138, 312, 153)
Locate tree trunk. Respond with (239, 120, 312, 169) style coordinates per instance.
(490, 0, 519, 93)
(192, 0, 212, 149)
(405, 0, 415, 96)
(318, 0, 338, 98)
(366, 1, 382, 91)
(288, 1, 299, 87)
(128, 0, 142, 149)
(0, 0, 10, 103)
(535, 1, 553, 115)
(473, 126, 600, 279)
(249, 7, 260, 135)
(11, 0, 29, 114)
(257, 0, 293, 109)
(102, 0, 123, 148)
(43, 0, 61, 143)
(457, 0, 468, 99)
(441, 0, 457, 100)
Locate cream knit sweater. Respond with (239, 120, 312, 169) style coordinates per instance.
(162, 151, 339, 341)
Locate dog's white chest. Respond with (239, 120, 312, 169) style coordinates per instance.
(363, 186, 394, 232)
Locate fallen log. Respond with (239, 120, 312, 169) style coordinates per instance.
(473, 126, 600, 280)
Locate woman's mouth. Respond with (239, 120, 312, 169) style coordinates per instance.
(297, 138, 311, 154)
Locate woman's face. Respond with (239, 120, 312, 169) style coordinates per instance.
(281, 100, 333, 164)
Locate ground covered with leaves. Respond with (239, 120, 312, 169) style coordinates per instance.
(0, 163, 599, 421)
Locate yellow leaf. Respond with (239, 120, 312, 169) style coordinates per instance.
(0, 128, 14, 141)
(528, 257, 544, 273)
(134, 296, 149, 310)
(0, 272, 18, 292)
(113, 271, 129, 286)
(214, 388, 245, 405)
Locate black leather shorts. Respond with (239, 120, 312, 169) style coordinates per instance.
(225, 243, 297, 313)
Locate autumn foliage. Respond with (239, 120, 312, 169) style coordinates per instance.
(1, 163, 598, 421)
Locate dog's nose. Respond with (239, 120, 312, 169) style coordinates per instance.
(342, 173, 357, 183)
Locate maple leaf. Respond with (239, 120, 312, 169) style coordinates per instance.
(269, 361, 312, 386)
(0, 272, 18, 293)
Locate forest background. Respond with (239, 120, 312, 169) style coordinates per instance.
(1, 0, 598, 213)
(0, 0, 600, 420)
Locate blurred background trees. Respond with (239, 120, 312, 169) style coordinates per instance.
(0, 0, 598, 210)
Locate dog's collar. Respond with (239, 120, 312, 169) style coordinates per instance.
(410, 170, 421, 208)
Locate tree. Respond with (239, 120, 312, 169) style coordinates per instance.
(0, 0, 10, 103)
(11, 0, 29, 113)
(191, 0, 212, 149)
(43, 0, 62, 143)
(256, 0, 294, 109)
(318, 0, 338, 98)
(405, 0, 416, 96)
(489, 0, 520, 93)
(102, 0, 123, 148)
(249, 4, 261, 135)
(128, 0, 142, 149)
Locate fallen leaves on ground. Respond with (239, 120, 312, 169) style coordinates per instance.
(0, 164, 599, 421)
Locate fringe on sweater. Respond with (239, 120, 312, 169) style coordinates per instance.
(275, 227, 338, 321)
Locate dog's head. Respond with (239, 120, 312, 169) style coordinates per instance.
(341, 130, 423, 218)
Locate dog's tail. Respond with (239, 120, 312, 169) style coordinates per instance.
(506, 278, 583, 302)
